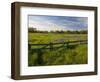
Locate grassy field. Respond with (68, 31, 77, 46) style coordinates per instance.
(28, 33, 88, 66)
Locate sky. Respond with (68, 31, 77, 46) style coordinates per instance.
(28, 15, 88, 31)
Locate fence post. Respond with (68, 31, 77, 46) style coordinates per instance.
(37, 49, 44, 65)
(66, 41, 69, 48)
(49, 42, 53, 50)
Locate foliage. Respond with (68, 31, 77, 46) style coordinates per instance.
(28, 27, 87, 34)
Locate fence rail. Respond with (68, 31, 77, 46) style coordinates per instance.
(28, 40, 87, 50)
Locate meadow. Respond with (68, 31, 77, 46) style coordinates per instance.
(28, 32, 88, 66)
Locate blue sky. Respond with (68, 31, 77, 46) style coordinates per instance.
(28, 15, 88, 31)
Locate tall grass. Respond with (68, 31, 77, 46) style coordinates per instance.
(28, 33, 87, 66)
(28, 44, 87, 66)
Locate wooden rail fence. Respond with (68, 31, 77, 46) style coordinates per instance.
(28, 40, 87, 50)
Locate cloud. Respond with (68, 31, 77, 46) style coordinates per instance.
(28, 15, 88, 31)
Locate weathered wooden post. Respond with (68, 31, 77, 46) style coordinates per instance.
(66, 41, 69, 48)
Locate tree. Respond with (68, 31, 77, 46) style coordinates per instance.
(28, 27, 37, 32)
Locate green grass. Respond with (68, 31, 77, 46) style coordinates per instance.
(28, 33, 88, 66)
(28, 33, 87, 44)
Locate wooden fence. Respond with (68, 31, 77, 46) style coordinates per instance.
(28, 40, 87, 51)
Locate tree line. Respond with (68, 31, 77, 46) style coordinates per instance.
(28, 27, 87, 34)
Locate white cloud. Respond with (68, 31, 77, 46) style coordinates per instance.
(28, 15, 87, 31)
(29, 19, 71, 31)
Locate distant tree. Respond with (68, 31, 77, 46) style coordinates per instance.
(59, 30, 64, 33)
(28, 27, 37, 32)
(50, 30, 55, 33)
(43, 31, 48, 33)
(79, 30, 87, 34)
(53, 30, 64, 33)
(65, 30, 87, 34)
(28, 27, 87, 34)
(66, 30, 72, 34)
